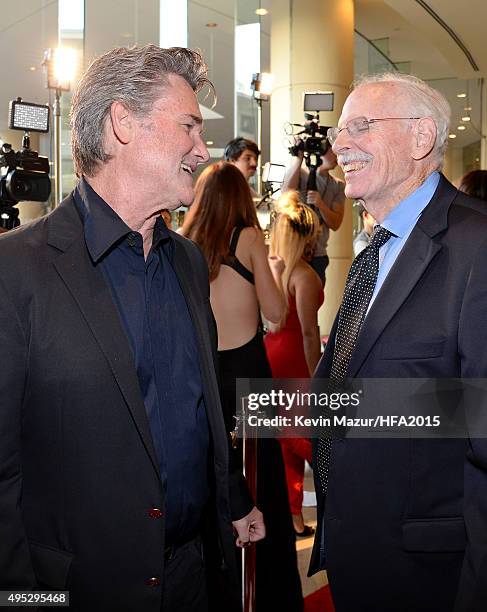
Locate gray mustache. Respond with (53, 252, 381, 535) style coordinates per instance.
(338, 153, 373, 165)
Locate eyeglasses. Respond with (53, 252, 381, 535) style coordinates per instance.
(327, 116, 421, 146)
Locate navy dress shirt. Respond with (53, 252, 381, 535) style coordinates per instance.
(74, 178, 209, 545)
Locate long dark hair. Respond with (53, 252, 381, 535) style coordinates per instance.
(184, 161, 260, 280)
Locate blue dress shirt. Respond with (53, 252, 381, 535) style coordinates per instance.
(73, 178, 209, 545)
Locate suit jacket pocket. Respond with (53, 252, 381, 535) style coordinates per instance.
(402, 517, 466, 552)
(381, 339, 445, 360)
(29, 541, 73, 589)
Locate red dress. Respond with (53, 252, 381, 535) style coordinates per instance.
(264, 292, 324, 516)
(264, 294, 323, 378)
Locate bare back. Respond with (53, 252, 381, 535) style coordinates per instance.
(211, 226, 283, 350)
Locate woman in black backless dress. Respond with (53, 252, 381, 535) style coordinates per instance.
(181, 162, 303, 611)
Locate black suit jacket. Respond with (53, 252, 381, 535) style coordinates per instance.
(310, 175, 487, 612)
(0, 195, 252, 611)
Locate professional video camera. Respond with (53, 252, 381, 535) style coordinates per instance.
(287, 91, 334, 192)
(0, 98, 51, 230)
(288, 114, 329, 158)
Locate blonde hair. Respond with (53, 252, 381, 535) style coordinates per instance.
(270, 191, 319, 328)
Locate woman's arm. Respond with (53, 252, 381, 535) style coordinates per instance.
(293, 267, 322, 375)
(247, 228, 286, 324)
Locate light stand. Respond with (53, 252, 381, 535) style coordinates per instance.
(43, 48, 75, 208)
(250, 72, 274, 195)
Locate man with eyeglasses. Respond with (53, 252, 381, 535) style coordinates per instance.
(309, 73, 487, 612)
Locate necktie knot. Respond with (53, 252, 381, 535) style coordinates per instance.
(370, 225, 394, 250)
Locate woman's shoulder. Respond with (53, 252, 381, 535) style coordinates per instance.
(291, 261, 322, 290)
(238, 225, 262, 242)
(234, 226, 264, 255)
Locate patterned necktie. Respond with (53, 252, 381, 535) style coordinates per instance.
(316, 225, 394, 493)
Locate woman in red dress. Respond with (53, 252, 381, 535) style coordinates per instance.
(265, 191, 323, 536)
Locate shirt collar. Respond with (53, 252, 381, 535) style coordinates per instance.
(382, 171, 440, 238)
(73, 177, 173, 262)
(152, 214, 172, 252)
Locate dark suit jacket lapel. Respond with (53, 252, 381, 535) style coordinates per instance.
(347, 174, 457, 377)
(47, 198, 161, 479)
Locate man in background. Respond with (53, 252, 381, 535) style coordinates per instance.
(224, 136, 260, 196)
(352, 201, 376, 256)
(0, 44, 263, 612)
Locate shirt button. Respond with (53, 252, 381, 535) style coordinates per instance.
(127, 232, 137, 247)
(146, 577, 161, 587)
(148, 508, 163, 519)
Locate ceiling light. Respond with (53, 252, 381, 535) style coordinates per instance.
(461, 116, 471, 122)
(206, 22, 218, 28)
(448, 134, 456, 139)
(464, 106, 472, 111)
(457, 125, 466, 130)
(206, 140, 214, 145)
(29, 66, 36, 72)
(457, 93, 467, 98)
(255, 8, 268, 15)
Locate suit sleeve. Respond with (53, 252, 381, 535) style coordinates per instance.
(455, 234, 487, 610)
(0, 275, 36, 587)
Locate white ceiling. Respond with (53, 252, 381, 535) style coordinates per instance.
(355, 0, 485, 148)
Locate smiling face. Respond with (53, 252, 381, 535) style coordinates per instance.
(232, 149, 258, 180)
(333, 83, 419, 220)
(133, 74, 209, 211)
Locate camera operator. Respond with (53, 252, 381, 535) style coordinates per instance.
(281, 139, 345, 283)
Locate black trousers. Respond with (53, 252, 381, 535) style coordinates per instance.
(310, 254, 329, 284)
(162, 538, 208, 612)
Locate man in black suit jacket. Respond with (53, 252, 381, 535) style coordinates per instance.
(0, 44, 264, 611)
(310, 73, 487, 611)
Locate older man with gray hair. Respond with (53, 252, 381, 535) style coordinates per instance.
(0, 44, 264, 612)
(311, 73, 487, 611)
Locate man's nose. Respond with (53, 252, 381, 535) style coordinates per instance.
(194, 134, 210, 163)
(332, 127, 352, 156)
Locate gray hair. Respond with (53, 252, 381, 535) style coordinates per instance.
(353, 72, 451, 168)
(70, 44, 213, 177)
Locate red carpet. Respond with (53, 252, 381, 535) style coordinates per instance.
(304, 585, 335, 612)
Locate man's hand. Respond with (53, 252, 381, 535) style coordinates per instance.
(289, 137, 305, 162)
(306, 190, 324, 208)
(232, 506, 265, 547)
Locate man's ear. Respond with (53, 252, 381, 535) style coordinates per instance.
(412, 117, 436, 160)
(109, 101, 135, 145)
